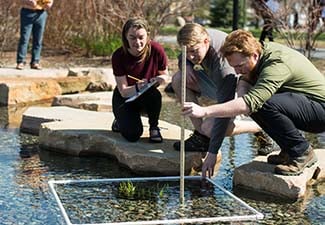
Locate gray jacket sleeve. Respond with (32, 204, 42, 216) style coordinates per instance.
(208, 118, 232, 154)
(208, 73, 237, 154)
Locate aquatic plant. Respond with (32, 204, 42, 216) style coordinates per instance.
(118, 180, 136, 199)
(117, 181, 169, 200)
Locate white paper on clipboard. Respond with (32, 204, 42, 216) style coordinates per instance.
(125, 80, 159, 103)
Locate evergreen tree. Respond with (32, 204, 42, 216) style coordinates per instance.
(210, 0, 245, 28)
(210, 0, 233, 27)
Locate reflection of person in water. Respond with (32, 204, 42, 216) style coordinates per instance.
(17, 152, 48, 191)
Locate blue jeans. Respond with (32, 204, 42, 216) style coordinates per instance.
(16, 8, 48, 65)
(250, 92, 325, 157)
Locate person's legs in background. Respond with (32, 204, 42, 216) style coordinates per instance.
(30, 10, 48, 69)
(259, 20, 273, 42)
(16, 8, 34, 69)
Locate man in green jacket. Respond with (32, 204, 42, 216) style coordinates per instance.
(182, 29, 325, 177)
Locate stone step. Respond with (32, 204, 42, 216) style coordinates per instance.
(21, 106, 213, 176)
(0, 67, 115, 106)
(233, 150, 325, 199)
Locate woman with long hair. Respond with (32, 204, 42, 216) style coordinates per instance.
(111, 18, 169, 143)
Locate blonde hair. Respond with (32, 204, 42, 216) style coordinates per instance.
(220, 29, 262, 57)
(177, 23, 210, 47)
(122, 18, 151, 62)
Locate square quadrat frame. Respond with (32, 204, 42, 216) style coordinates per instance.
(49, 176, 264, 225)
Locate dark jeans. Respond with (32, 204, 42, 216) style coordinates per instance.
(250, 92, 325, 157)
(16, 8, 48, 65)
(259, 21, 274, 42)
(112, 87, 162, 142)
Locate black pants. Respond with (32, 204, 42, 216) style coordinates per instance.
(112, 87, 162, 142)
(250, 93, 325, 157)
(259, 21, 274, 42)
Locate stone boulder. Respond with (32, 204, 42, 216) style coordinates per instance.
(55, 76, 92, 94)
(52, 91, 112, 112)
(67, 68, 116, 89)
(0, 77, 62, 106)
(233, 150, 325, 199)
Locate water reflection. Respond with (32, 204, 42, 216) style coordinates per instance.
(0, 103, 51, 129)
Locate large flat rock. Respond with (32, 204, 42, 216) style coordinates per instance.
(233, 150, 325, 199)
(20, 106, 111, 134)
(21, 106, 209, 175)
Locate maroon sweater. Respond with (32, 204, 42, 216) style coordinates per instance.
(112, 41, 168, 86)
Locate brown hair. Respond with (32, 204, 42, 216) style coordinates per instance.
(177, 23, 210, 47)
(121, 18, 151, 62)
(220, 29, 262, 58)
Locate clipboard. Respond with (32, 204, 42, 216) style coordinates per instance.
(125, 80, 159, 103)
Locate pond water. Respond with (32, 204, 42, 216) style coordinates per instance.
(0, 103, 324, 225)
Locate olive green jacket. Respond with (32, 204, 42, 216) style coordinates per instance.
(243, 42, 325, 113)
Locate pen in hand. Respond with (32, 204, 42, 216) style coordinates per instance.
(127, 75, 142, 82)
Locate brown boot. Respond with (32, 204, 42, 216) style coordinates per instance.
(274, 147, 317, 176)
(267, 151, 289, 165)
(254, 131, 276, 155)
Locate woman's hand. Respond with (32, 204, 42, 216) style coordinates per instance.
(136, 79, 148, 91)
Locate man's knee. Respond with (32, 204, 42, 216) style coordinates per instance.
(171, 70, 200, 103)
(171, 71, 182, 95)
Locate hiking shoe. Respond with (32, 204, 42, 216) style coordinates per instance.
(173, 130, 210, 152)
(274, 146, 317, 176)
(254, 131, 276, 155)
(267, 151, 289, 165)
(111, 119, 120, 132)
